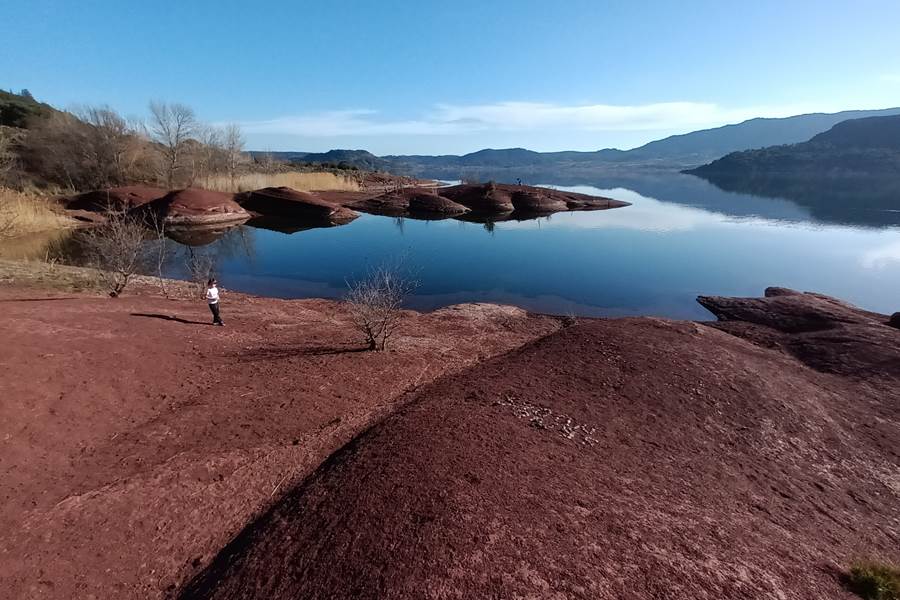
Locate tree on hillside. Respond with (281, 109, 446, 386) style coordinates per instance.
(190, 125, 224, 186)
(23, 106, 144, 190)
(223, 123, 244, 188)
(22, 112, 89, 190)
(0, 127, 16, 184)
(148, 101, 197, 188)
(77, 106, 136, 186)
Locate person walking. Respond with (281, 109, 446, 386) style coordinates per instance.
(206, 278, 224, 326)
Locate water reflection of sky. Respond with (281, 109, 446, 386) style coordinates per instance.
(188, 179, 900, 320)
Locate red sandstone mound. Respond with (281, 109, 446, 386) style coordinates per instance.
(178, 290, 899, 600)
(348, 187, 470, 217)
(441, 182, 627, 213)
(139, 188, 249, 226)
(698, 286, 900, 378)
(62, 186, 168, 212)
(235, 187, 359, 224)
(440, 182, 516, 211)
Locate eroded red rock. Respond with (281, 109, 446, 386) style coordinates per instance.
(62, 186, 168, 211)
(178, 289, 899, 600)
(140, 188, 249, 226)
(698, 287, 900, 377)
(236, 186, 358, 224)
(347, 187, 470, 217)
(440, 182, 628, 213)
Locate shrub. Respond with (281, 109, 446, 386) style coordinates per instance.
(847, 560, 900, 600)
(345, 262, 417, 351)
(77, 208, 150, 296)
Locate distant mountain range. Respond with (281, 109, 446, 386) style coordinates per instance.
(258, 107, 900, 177)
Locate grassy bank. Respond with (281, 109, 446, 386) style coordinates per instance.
(200, 172, 360, 193)
(0, 188, 74, 237)
(0, 258, 197, 297)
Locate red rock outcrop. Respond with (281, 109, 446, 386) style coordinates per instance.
(178, 289, 899, 600)
(440, 182, 628, 213)
(347, 187, 470, 217)
(236, 186, 358, 224)
(62, 186, 168, 212)
(698, 287, 900, 377)
(140, 188, 249, 226)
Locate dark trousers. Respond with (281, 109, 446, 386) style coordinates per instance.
(209, 302, 222, 324)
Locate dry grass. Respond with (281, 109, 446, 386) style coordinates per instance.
(0, 187, 73, 238)
(847, 560, 900, 600)
(0, 259, 198, 298)
(200, 172, 360, 193)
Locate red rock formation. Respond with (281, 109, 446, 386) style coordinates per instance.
(62, 186, 168, 212)
(141, 189, 249, 226)
(347, 187, 470, 217)
(236, 186, 358, 224)
(178, 289, 899, 600)
(441, 182, 627, 213)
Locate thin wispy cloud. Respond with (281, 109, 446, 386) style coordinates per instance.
(237, 101, 839, 139)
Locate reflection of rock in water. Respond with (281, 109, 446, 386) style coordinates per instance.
(244, 214, 350, 234)
(165, 223, 246, 247)
(688, 172, 900, 228)
(454, 210, 553, 224)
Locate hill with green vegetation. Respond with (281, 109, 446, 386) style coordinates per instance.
(686, 114, 900, 178)
(0, 89, 60, 128)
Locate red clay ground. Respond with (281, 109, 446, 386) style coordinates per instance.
(177, 290, 900, 600)
(0, 283, 560, 599)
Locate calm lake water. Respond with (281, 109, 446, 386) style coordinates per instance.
(160, 171, 900, 320)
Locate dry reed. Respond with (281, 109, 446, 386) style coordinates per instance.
(0, 188, 73, 238)
(200, 172, 360, 193)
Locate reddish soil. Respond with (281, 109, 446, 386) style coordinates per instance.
(0, 283, 559, 599)
(178, 289, 899, 600)
(235, 187, 359, 224)
(62, 186, 168, 212)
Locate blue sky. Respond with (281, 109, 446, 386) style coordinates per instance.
(3, 0, 900, 154)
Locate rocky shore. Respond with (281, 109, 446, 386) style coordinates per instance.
(60, 181, 630, 228)
(0, 281, 897, 599)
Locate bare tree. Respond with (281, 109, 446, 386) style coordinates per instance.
(345, 262, 417, 351)
(21, 107, 144, 190)
(78, 208, 150, 296)
(185, 247, 216, 295)
(146, 211, 172, 297)
(77, 105, 133, 186)
(148, 101, 197, 188)
(201, 125, 224, 182)
(22, 112, 87, 191)
(223, 123, 244, 188)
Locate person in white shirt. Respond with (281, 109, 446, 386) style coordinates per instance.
(205, 278, 224, 326)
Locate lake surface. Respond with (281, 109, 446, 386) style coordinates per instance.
(160, 171, 900, 320)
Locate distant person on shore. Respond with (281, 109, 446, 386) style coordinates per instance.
(206, 278, 224, 326)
